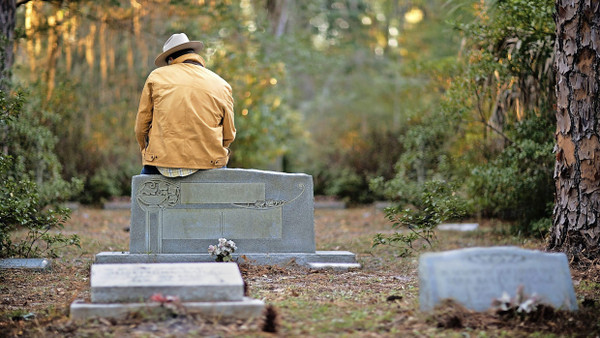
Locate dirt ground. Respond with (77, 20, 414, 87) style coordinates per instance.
(1, 205, 599, 337)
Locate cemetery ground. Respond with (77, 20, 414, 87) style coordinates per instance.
(1, 205, 600, 337)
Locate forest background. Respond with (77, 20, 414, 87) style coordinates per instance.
(1, 0, 555, 239)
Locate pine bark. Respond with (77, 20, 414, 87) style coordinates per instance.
(550, 0, 600, 261)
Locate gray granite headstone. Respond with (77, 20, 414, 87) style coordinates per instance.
(91, 262, 244, 303)
(129, 169, 315, 254)
(0, 258, 51, 270)
(419, 246, 578, 312)
(96, 168, 359, 269)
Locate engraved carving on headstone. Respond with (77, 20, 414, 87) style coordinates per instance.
(466, 253, 526, 264)
(136, 179, 180, 253)
(232, 182, 305, 209)
(137, 179, 180, 211)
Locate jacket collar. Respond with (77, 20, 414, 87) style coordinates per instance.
(170, 53, 206, 67)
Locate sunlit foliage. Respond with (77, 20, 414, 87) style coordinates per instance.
(375, 0, 556, 236)
(13, 0, 305, 199)
(8, 0, 558, 237)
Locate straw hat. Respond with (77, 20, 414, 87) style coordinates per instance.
(154, 33, 204, 67)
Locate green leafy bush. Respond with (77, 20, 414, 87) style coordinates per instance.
(369, 110, 461, 207)
(373, 0, 556, 237)
(0, 88, 81, 258)
(24, 79, 137, 204)
(78, 163, 138, 205)
(0, 160, 80, 258)
(466, 114, 554, 236)
(311, 129, 403, 204)
(373, 180, 468, 256)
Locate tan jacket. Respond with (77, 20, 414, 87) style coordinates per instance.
(135, 54, 235, 169)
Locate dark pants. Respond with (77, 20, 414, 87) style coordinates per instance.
(140, 165, 226, 175)
(140, 165, 160, 175)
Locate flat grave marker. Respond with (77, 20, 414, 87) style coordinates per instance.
(91, 262, 244, 303)
(71, 262, 264, 320)
(0, 258, 51, 270)
(437, 223, 479, 232)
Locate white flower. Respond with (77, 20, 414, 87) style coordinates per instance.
(227, 240, 237, 250)
(517, 298, 537, 313)
(499, 291, 511, 303)
(208, 238, 237, 261)
(492, 291, 512, 311)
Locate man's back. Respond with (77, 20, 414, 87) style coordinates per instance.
(135, 52, 235, 170)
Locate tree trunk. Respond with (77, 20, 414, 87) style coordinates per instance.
(550, 0, 600, 262)
(265, 0, 291, 38)
(0, 0, 16, 89)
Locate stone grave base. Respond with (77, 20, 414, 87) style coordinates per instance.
(95, 251, 360, 270)
(71, 262, 266, 321)
(70, 298, 265, 321)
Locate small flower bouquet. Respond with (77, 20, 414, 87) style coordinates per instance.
(208, 238, 237, 262)
(491, 285, 541, 315)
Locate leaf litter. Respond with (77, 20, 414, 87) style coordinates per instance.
(0, 206, 599, 337)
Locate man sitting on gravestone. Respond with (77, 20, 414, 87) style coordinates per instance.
(135, 33, 236, 177)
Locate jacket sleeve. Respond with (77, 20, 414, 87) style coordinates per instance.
(135, 78, 153, 153)
(222, 84, 236, 148)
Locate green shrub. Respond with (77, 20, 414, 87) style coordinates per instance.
(368, 111, 460, 208)
(0, 157, 80, 258)
(79, 163, 137, 205)
(466, 114, 554, 236)
(373, 180, 468, 256)
(0, 88, 81, 258)
(448, 0, 555, 236)
(25, 79, 136, 204)
(322, 168, 372, 204)
(311, 129, 403, 204)
(372, 0, 556, 237)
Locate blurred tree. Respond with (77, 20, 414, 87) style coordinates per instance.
(8, 0, 308, 201)
(271, 0, 467, 203)
(550, 0, 600, 261)
(0, 0, 17, 90)
(10, 0, 148, 202)
(9, 0, 555, 214)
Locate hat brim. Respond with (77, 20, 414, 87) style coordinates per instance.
(154, 41, 204, 67)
